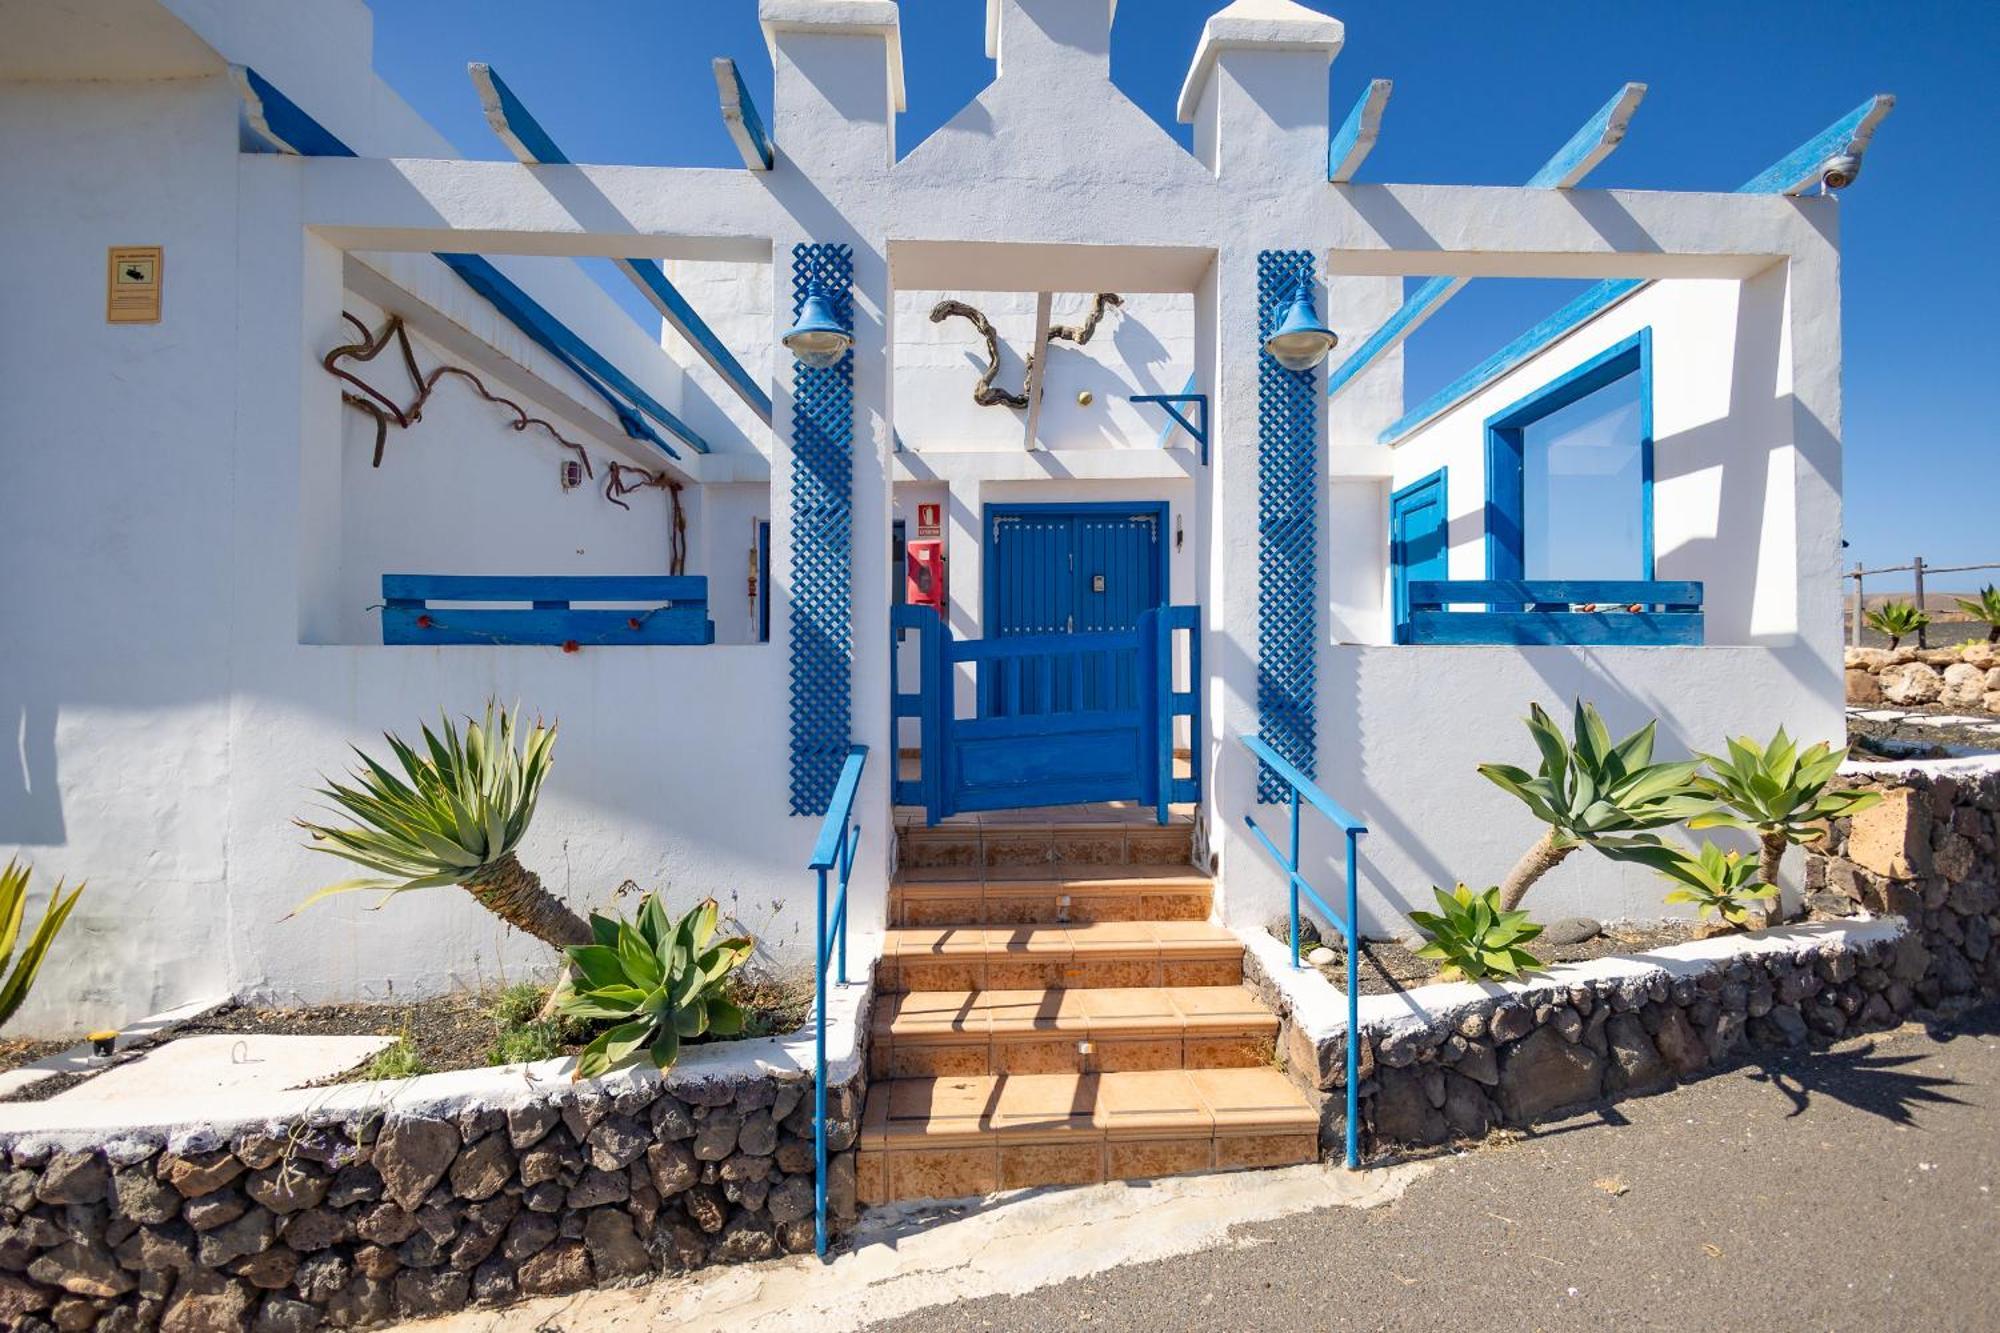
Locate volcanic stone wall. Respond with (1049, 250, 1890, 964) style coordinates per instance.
(0, 1068, 862, 1331)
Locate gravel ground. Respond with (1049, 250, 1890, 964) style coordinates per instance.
(1849, 708, 2000, 759)
(875, 1002, 2000, 1333)
(1295, 922, 1702, 996)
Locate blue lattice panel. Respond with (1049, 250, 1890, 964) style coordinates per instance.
(1256, 250, 1319, 802)
(789, 244, 855, 816)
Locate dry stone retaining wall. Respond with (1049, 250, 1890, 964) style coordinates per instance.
(0, 1067, 863, 1331)
(1252, 756, 2000, 1155)
(1845, 643, 2000, 711)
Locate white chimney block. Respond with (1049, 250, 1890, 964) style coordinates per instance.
(985, 0, 1118, 79)
(760, 0, 907, 169)
(1177, 0, 1344, 179)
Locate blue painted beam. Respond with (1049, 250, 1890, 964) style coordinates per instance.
(1740, 93, 1895, 195)
(712, 58, 775, 171)
(469, 63, 772, 426)
(1327, 79, 1392, 183)
(231, 64, 705, 463)
(1378, 94, 1896, 444)
(1325, 83, 1646, 402)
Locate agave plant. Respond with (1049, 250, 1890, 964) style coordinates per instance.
(293, 702, 587, 949)
(1864, 600, 1930, 649)
(1955, 584, 2000, 644)
(1479, 700, 1714, 911)
(1643, 842, 1776, 929)
(0, 860, 84, 1031)
(557, 894, 752, 1079)
(1408, 884, 1544, 982)
(1687, 727, 1881, 922)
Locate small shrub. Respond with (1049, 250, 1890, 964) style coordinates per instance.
(1408, 884, 1545, 982)
(556, 894, 751, 1079)
(363, 1035, 430, 1081)
(486, 1021, 561, 1066)
(487, 980, 548, 1029)
(1647, 842, 1775, 929)
(1864, 601, 1930, 648)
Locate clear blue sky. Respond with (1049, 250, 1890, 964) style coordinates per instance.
(369, 1, 1998, 589)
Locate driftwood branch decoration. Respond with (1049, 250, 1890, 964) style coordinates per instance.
(928, 293, 1123, 410)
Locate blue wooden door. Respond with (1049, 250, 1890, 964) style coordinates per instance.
(984, 504, 1164, 716)
(1390, 471, 1448, 645)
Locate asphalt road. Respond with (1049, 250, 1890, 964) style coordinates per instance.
(874, 1005, 2000, 1333)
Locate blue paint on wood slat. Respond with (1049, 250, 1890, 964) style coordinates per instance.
(383, 574, 708, 603)
(1405, 609, 1703, 647)
(1327, 83, 1644, 403)
(471, 61, 770, 424)
(1408, 579, 1702, 609)
(381, 574, 714, 645)
(233, 65, 708, 461)
(713, 57, 776, 171)
(1328, 79, 1393, 183)
(1381, 96, 1895, 444)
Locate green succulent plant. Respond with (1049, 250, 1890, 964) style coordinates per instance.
(0, 860, 85, 1032)
(292, 702, 588, 950)
(1409, 884, 1545, 982)
(1864, 600, 1930, 648)
(557, 894, 752, 1080)
(1644, 842, 1776, 929)
(1685, 727, 1882, 923)
(1479, 700, 1714, 910)
(1954, 584, 2000, 644)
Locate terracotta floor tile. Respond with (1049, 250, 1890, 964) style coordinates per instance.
(1188, 1068, 1319, 1131)
(1095, 1070, 1210, 1137)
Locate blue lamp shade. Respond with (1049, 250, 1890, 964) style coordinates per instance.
(1264, 282, 1339, 372)
(783, 285, 853, 368)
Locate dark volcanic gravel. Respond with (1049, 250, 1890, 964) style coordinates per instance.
(1303, 921, 1705, 996)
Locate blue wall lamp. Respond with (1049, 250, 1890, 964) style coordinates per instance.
(784, 284, 854, 368)
(1264, 281, 1339, 372)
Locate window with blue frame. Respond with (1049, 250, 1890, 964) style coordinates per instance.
(1485, 329, 1653, 583)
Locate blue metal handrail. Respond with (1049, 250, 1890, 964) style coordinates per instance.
(1237, 733, 1366, 1169)
(807, 744, 866, 1258)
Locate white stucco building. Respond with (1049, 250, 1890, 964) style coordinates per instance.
(1, 0, 1888, 1035)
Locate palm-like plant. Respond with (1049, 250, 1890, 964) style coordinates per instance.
(0, 860, 85, 1031)
(1687, 727, 1882, 922)
(1864, 600, 1930, 648)
(1644, 842, 1776, 929)
(1479, 700, 1714, 911)
(557, 894, 752, 1079)
(292, 702, 587, 949)
(1954, 584, 2000, 644)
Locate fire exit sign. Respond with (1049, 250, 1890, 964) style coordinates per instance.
(106, 246, 162, 323)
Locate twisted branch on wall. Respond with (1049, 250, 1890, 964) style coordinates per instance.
(928, 293, 1123, 410)
(322, 311, 687, 573)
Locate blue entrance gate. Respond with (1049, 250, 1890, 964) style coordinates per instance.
(891, 604, 1200, 824)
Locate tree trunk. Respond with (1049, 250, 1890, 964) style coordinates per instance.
(1754, 831, 1790, 927)
(1498, 830, 1572, 912)
(462, 852, 590, 949)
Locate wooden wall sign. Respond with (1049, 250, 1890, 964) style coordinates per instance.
(106, 246, 162, 323)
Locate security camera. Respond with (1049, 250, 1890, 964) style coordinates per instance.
(1817, 152, 1862, 191)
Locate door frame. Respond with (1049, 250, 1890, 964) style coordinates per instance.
(980, 499, 1171, 641)
(1389, 468, 1447, 645)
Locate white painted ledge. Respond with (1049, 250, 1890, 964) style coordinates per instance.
(0, 979, 870, 1149)
(1241, 916, 1908, 1047)
(1840, 753, 2000, 780)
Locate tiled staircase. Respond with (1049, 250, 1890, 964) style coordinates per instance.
(856, 814, 1319, 1205)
